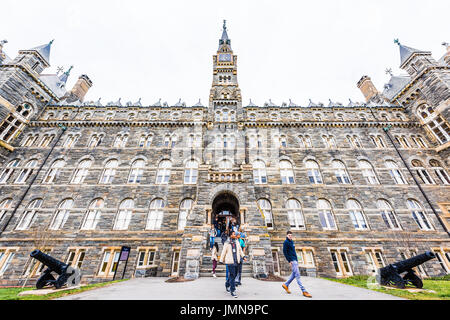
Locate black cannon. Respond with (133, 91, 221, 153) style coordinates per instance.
(30, 249, 80, 289)
(378, 251, 435, 289)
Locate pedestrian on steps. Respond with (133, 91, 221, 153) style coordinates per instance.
(219, 230, 246, 298)
(235, 232, 246, 286)
(209, 224, 217, 250)
(211, 242, 219, 278)
(281, 231, 312, 298)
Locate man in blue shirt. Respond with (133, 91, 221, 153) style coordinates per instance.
(282, 231, 312, 298)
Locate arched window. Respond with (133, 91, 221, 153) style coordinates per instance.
(0, 159, 20, 184)
(347, 199, 369, 230)
(280, 135, 287, 148)
(257, 199, 273, 229)
(370, 135, 386, 148)
(280, 160, 295, 184)
(358, 160, 379, 184)
(156, 160, 171, 184)
(87, 134, 103, 148)
(15, 159, 37, 184)
(306, 160, 322, 184)
(128, 159, 145, 183)
(0, 103, 34, 143)
(81, 198, 104, 230)
(147, 198, 164, 230)
(385, 160, 406, 184)
(113, 133, 128, 148)
(49, 198, 74, 230)
(22, 134, 38, 147)
(333, 160, 351, 184)
(377, 199, 401, 230)
(317, 199, 337, 230)
(218, 159, 233, 171)
(248, 113, 256, 121)
(347, 135, 362, 148)
(411, 160, 435, 185)
(395, 135, 411, 148)
(322, 135, 337, 148)
(39, 134, 55, 147)
(286, 199, 305, 230)
(429, 159, 450, 185)
(411, 135, 427, 148)
(100, 159, 118, 184)
(63, 133, 79, 148)
(71, 159, 92, 184)
(0, 198, 13, 222)
(43, 159, 65, 184)
(407, 199, 433, 231)
(298, 135, 312, 148)
(178, 199, 193, 230)
(113, 199, 134, 230)
(184, 160, 198, 184)
(253, 160, 267, 184)
(16, 198, 42, 230)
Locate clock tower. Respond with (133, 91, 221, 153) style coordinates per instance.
(209, 20, 242, 122)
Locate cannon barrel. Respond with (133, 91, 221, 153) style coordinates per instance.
(390, 251, 435, 274)
(30, 249, 68, 275)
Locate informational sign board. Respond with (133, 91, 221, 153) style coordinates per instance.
(120, 246, 131, 261)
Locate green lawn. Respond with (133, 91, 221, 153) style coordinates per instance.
(322, 275, 450, 300)
(0, 279, 128, 300)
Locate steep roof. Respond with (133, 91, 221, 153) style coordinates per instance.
(395, 39, 430, 68)
(382, 75, 411, 100)
(30, 40, 53, 65)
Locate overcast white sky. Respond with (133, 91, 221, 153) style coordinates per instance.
(2, 0, 449, 106)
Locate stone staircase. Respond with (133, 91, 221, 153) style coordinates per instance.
(199, 237, 253, 278)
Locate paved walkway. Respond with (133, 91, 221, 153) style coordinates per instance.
(58, 277, 404, 300)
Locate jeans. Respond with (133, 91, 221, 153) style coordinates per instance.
(236, 262, 242, 284)
(225, 265, 229, 282)
(210, 235, 215, 249)
(226, 264, 238, 293)
(284, 260, 306, 292)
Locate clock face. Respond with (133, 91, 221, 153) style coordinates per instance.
(219, 54, 231, 62)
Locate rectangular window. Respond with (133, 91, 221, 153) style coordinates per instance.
(136, 249, 157, 267)
(66, 249, 86, 269)
(171, 249, 181, 276)
(364, 249, 385, 273)
(330, 249, 352, 277)
(98, 248, 121, 277)
(296, 249, 315, 268)
(432, 248, 450, 273)
(24, 249, 51, 277)
(0, 249, 16, 275)
(271, 249, 280, 275)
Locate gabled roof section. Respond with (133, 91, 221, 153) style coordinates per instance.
(382, 75, 411, 101)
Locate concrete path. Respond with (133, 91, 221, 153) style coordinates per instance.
(58, 277, 404, 300)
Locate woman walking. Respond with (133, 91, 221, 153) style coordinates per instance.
(211, 242, 219, 278)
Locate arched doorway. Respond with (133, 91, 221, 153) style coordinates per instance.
(211, 192, 240, 233)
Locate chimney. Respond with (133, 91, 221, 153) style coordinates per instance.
(70, 74, 92, 102)
(357, 75, 379, 103)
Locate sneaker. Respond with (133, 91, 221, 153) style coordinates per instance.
(226, 287, 230, 292)
(213, 274, 217, 278)
(282, 284, 291, 294)
(231, 292, 238, 298)
(302, 291, 312, 298)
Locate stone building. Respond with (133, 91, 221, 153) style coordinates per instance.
(0, 23, 449, 286)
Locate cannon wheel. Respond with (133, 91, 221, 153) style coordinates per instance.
(403, 270, 423, 289)
(36, 272, 56, 289)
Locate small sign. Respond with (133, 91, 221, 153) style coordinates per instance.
(120, 246, 131, 261)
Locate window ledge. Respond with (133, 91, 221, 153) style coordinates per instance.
(0, 140, 14, 151)
(436, 141, 450, 152)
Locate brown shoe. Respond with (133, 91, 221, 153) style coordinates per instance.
(302, 291, 312, 298)
(282, 284, 291, 294)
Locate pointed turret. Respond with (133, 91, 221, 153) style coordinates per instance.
(218, 20, 231, 51)
(59, 65, 73, 84)
(394, 39, 433, 72)
(30, 39, 53, 66)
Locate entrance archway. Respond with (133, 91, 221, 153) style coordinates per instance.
(211, 192, 240, 233)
